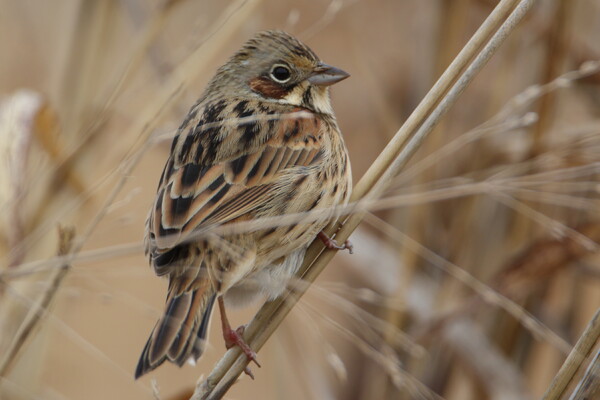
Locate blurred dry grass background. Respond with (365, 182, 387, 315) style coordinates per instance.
(0, 0, 599, 399)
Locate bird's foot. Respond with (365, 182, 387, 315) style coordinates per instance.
(318, 231, 353, 254)
(224, 325, 261, 379)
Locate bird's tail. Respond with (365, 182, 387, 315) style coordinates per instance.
(135, 286, 216, 379)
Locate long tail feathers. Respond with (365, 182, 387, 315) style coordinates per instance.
(135, 289, 216, 379)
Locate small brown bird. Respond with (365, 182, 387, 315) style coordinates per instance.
(135, 30, 352, 378)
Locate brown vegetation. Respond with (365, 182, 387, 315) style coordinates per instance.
(0, 1, 598, 399)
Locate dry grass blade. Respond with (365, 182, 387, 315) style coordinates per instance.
(542, 309, 600, 400)
(365, 212, 572, 356)
(0, 225, 74, 377)
(73, 0, 265, 254)
(0, 1, 266, 397)
(569, 352, 600, 400)
(192, 0, 536, 399)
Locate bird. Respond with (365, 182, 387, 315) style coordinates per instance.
(135, 30, 352, 379)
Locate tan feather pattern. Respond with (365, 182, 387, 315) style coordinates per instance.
(136, 30, 352, 379)
(148, 105, 324, 253)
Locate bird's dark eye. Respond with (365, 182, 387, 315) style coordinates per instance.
(270, 65, 291, 83)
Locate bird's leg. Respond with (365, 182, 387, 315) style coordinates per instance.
(217, 296, 261, 378)
(318, 231, 353, 254)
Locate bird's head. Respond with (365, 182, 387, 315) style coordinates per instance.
(208, 30, 349, 115)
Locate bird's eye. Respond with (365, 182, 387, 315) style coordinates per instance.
(270, 65, 291, 83)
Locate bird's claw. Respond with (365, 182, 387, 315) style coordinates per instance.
(224, 325, 262, 372)
(318, 231, 354, 254)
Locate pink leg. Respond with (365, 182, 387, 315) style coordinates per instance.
(318, 231, 354, 254)
(218, 296, 261, 378)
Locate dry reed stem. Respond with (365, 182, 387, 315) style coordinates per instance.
(542, 309, 600, 400)
(569, 351, 599, 399)
(76, 0, 187, 136)
(61, 0, 264, 266)
(0, 0, 262, 393)
(364, 212, 571, 356)
(192, 1, 536, 399)
(0, 2, 175, 271)
(9, 56, 599, 282)
(2, 0, 263, 269)
(413, 219, 600, 350)
(531, 0, 574, 156)
(0, 225, 75, 377)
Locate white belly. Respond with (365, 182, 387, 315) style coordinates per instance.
(223, 248, 306, 308)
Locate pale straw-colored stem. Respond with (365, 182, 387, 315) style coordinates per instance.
(0, 226, 75, 376)
(192, 1, 536, 398)
(0, 0, 264, 385)
(542, 309, 600, 400)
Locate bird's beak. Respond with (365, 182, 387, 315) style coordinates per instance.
(308, 63, 350, 86)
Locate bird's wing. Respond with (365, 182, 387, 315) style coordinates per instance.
(146, 101, 325, 262)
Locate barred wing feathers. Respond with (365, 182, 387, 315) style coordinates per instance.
(146, 101, 324, 272)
